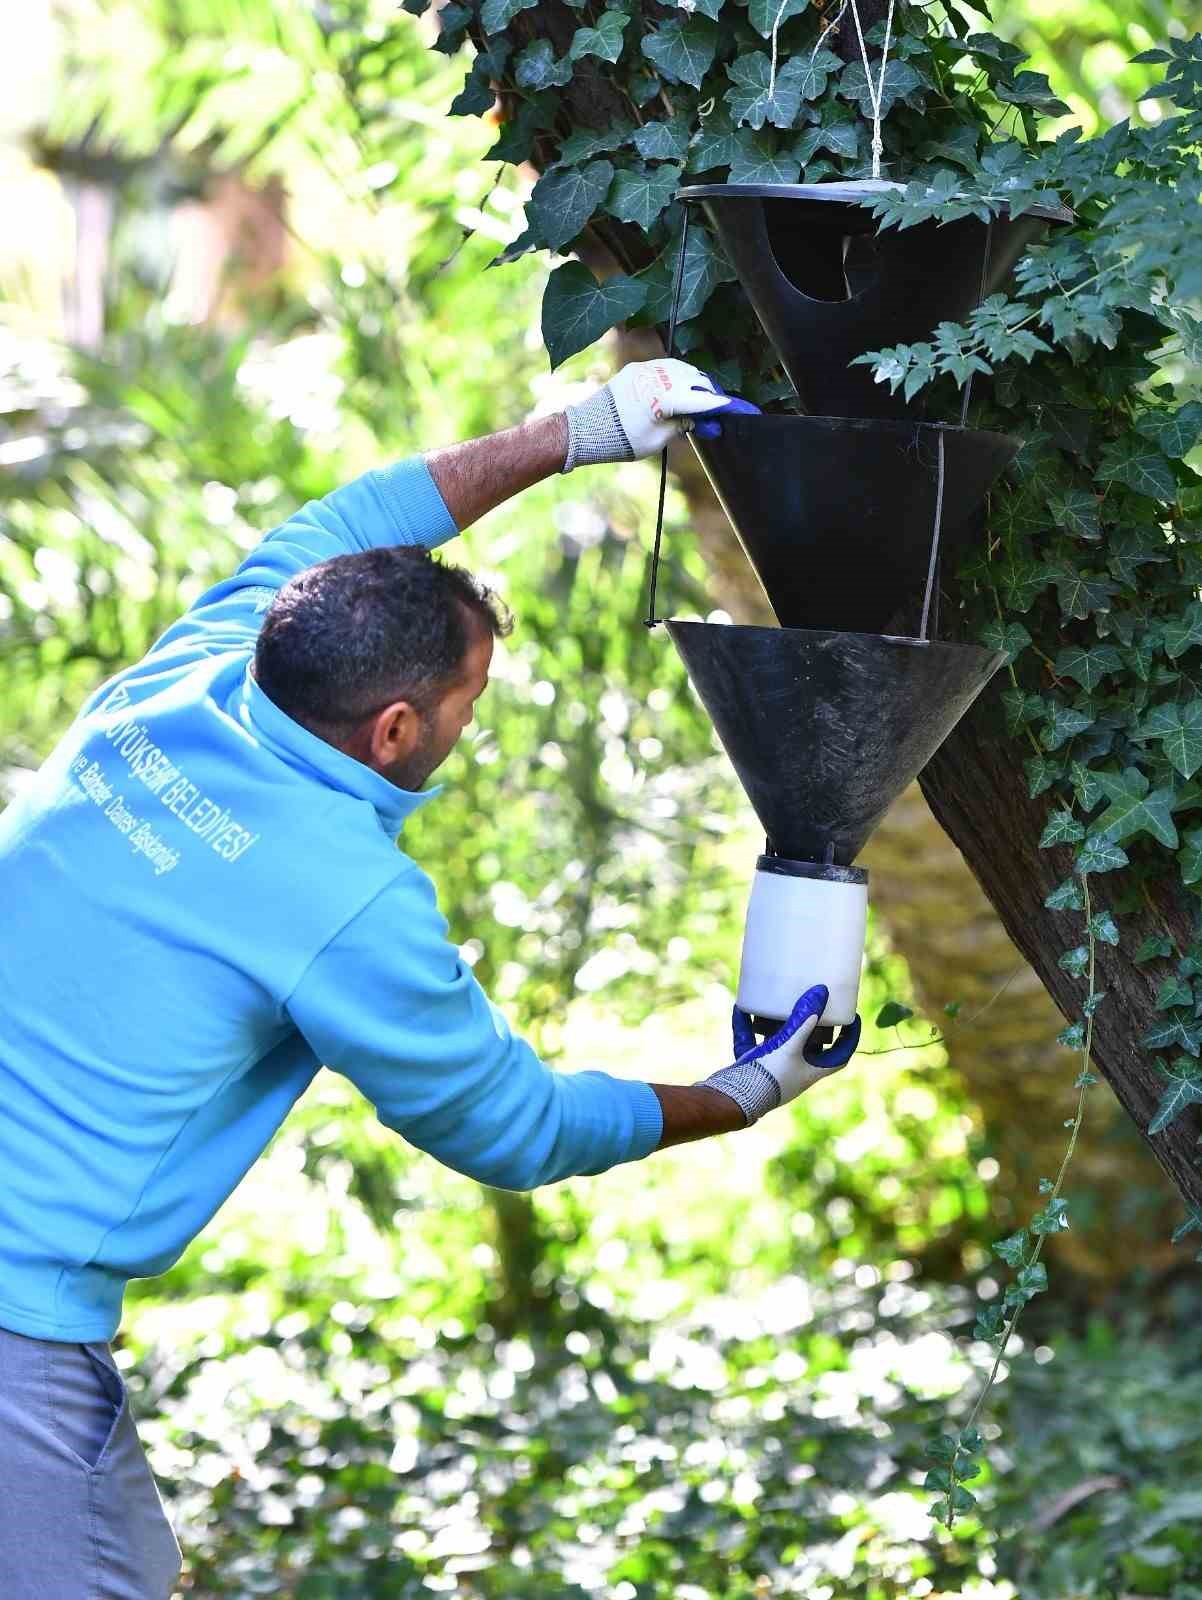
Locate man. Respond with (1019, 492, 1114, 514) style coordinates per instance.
(0, 359, 859, 1599)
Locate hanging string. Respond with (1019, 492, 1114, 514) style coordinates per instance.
(918, 428, 945, 642)
(848, 0, 897, 181)
(644, 202, 692, 629)
(766, 0, 792, 100)
(959, 219, 994, 426)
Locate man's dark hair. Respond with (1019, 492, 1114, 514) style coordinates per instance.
(254, 546, 511, 732)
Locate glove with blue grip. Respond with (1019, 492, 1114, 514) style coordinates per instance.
(696, 985, 863, 1126)
(563, 359, 761, 472)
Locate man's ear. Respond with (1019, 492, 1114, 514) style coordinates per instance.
(368, 699, 423, 768)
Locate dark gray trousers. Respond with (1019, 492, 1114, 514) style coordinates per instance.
(0, 1326, 181, 1599)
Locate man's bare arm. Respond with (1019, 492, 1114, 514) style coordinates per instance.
(425, 414, 568, 532)
(651, 1084, 745, 1149)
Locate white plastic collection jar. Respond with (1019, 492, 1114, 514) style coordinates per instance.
(736, 855, 868, 1028)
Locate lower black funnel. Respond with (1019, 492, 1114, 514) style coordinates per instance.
(689, 416, 1019, 636)
(667, 621, 1004, 865)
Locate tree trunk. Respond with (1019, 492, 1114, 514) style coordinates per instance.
(920, 693, 1202, 1214)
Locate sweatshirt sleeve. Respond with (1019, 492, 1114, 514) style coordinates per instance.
(145, 457, 459, 663)
(285, 866, 664, 1190)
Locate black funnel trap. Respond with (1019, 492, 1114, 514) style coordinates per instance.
(667, 620, 1004, 866)
(689, 415, 1019, 636)
(679, 182, 1073, 420)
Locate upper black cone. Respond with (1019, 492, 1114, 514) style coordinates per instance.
(679, 183, 1072, 420)
(689, 415, 1019, 636)
(667, 620, 1004, 865)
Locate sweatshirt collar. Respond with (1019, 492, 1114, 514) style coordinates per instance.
(240, 673, 440, 834)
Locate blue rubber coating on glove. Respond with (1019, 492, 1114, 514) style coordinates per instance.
(731, 1004, 757, 1061)
(730, 984, 829, 1065)
(803, 1013, 863, 1070)
(690, 375, 762, 441)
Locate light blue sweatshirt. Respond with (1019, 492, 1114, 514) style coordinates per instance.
(0, 459, 663, 1342)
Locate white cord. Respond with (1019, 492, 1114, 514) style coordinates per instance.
(849, 0, 896, 180)
(767, 0, 792, 100)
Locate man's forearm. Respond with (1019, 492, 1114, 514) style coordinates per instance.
(425, 413, 568, 531)
(651, 1083, 746, 1149)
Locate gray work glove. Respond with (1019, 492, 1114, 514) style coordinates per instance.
(562, 359, 760, 472)
(698, 984, 863, 1125)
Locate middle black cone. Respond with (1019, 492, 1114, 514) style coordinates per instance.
(689, 416, 1019, 637)
(668, 620, 1004, 865)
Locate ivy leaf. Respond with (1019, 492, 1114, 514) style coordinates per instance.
(1058, 1021, 1085, 1049)
(1040, 810, 1085, 848)
(569, 10, 630, 64)
(1048, 487, 1102, 541)
(746, 0, 810, 36)
(605, 163, 681, 229)
(1045, 878, 1085, 912)
(1098, 436, 1179, 503)
(1031, 1197, 1070, 1234)
(726, 51, 815, 130)
(487, 95, 559, 164)
(634, 223, 736, 325)
(1015, 1261, 1049, 1297)
(1138, 400, 1202, 460)
(994, 1229, 1031, 1268)
(514, 38, 573, 90)
(1090, 766, 1180, 849)
(1179, 826, 1202, 886)
(687, 108, 741, 172)
(1148, 1060, 1202, 1135)
(727, 128, 803, 184)
(1073, 836, 1129, 876)
(640, 17, 718, 88)
(973, 1302, 1006, 1342)
(995, 70, 1070, 115)
(632, 115, 691, 160)
(1070, 760, 1104, 812)
(1039, 701, 1092, 752)
(793, 114, 861, 165)
(449, 60, 499, 116)
(839, 57, 926, 117)
(1135, 934, 1175, 964)
(1025, 754, 1063, 796)
(555, 119, 636, 166)
(998, 556, 1054, 612)
(1109, 526, 1171, 586)
(1138, 699, 1202, 778)
(1141, 1014, 1202, 1055)
(541, 263, 648, 369)
(981, 619, 1031, 663)
(1051, 567, 1118, 621)
(433, 1, 473, 51)
(1088, 910, 1120, 946)
(786, 45, 842, 103)
(1171, 1205, 1202, 1245)
(479, 0, 538, 29)
(1001, 687, 1041, 734)
(1161, 602, 1202, 661)
(875, 1001, 914, 1028)
(1155, 975, 1194, 1010)
(1059, 945, 1090, 977)
(527, 160, 614, 252)
(1055, 643, 1123, 691)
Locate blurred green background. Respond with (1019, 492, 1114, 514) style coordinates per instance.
(3, 3, 1202, 1596)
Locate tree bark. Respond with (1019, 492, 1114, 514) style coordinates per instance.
(920, 693, 1202, 1213)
